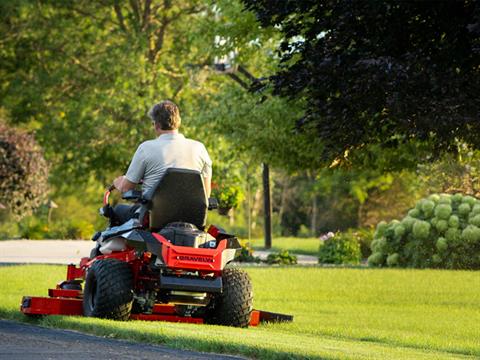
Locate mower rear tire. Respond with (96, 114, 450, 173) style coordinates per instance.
(83, 258, 133, 320)
(205, 268, 253, 327)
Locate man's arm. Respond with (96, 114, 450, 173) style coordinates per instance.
(113, 175, 137, 193)
(204, 176, 211, 198)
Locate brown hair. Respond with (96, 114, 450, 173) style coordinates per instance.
(148, 100, 181, 130)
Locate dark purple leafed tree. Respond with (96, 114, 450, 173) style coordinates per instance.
(0, 122, 48, 218)
(242, 0, 480, 167)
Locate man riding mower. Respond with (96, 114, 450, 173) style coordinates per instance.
(21, 101, 291, 326)
(86, 167, 253, 327)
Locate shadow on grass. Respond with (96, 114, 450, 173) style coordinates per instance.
(0, 308, 318, 360)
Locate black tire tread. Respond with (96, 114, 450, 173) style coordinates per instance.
(83, 258, 133, 320)
(206, 268, 253, 327)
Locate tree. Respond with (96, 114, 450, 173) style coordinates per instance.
(0, 121, 48, 218)
(0, 0, 267, 187)
(242, 1, 480, 167)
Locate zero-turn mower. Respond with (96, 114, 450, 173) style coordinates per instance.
(21, 168, 292, 327)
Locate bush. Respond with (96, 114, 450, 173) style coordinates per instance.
(369, 193, 480, 269)
(16, 216, 94, 240)
(235, 242, 261, 263)
(318, 231, 361, 265)
(0, 122, 49, 219)
(212, 185, 244, 214)
(265, 250, 297, 265)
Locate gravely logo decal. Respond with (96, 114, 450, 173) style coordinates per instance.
(177, 255, 214, 263)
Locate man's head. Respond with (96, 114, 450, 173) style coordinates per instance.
(148, 100, 181, 131)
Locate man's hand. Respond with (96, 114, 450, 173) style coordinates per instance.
(113, 175, 137, 193)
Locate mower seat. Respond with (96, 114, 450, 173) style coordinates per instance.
(145, 168, 208, 231)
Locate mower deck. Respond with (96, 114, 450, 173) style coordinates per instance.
(20, 263, 293, 326)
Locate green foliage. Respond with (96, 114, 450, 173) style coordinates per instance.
(448, 215, 459, 228)
(0, 0, 278, 186)
(436, 237, 448, 252)
(408, 209, 420, 218)
(212, 185, 244, 212)
(369, 193, 480, 269)
(234, 242, 261, 263)
(265, 250, 298, 265)
(0, 122, 48, 219)
(386, 253, 400, 267)
(0, 220, 18, 239)
(412, 220, 430, 240)
(242, 1, 480, 168)
(318, 231, 361, 265)
(367, 252, 385, 266)
(458, 203, 471, 216)
(461, 225, 480, 244)
(434, 204, 452, 220)
(420, 200, 435, 217)
(17, 216, 95, 240)
(434, 219, 448, 233)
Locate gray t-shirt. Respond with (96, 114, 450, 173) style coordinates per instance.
(125, 133, 212, 194)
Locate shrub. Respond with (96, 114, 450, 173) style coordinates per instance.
(434, 204, 452, 219)
(318, 231, 361, 265)
(265, 250, 297, 265)
(367, 252, 385, 266)
(386, 253, 400, 267)
(0, 122, 48, 219)
(235, 242, 261, 263)
(448, 215, 460, 228)
(212, 185, 244, 214)
(17, 216, 95, 240)
(369, 193, 480, 269)
(436, 237, 448, 252)
(412, 220, 430, 240)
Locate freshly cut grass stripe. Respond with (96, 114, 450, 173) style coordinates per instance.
(0, 265, 479, 359)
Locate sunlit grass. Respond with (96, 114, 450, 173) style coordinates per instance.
(1, 265, 479, 359)
(246, 237, 320, 256)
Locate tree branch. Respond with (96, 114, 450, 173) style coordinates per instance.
(113, 1, 128, 33)
(129, 0, 141, 32)
(142, 0, 152, 31)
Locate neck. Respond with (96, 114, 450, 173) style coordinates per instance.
(156, 129, 179, 137)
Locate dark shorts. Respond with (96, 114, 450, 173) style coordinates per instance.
(113, 204, 141, 225)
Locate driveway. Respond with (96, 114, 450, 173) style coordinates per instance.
(0, 240, 318, 265)
(0, 320, 245, 360)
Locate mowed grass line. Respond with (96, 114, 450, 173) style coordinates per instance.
(0, 265, 479, 359)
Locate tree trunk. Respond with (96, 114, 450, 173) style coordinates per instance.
(310, 194, 317, 236)
(250, 188, 262, 231)
(278, 175, 289, 224)
(263, 163, 272, 249)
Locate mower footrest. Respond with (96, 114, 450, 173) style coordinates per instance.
(160, 274, 222, 293)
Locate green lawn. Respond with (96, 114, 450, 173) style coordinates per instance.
(1, 265, 479, 359)
(246, 236, 321, 256)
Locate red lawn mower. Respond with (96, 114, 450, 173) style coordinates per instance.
(21, 168, 292, 327)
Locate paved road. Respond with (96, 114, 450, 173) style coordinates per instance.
(0, 320, 246, 360)
(0, 240, 318, 265)
(0, 240, 91, 264)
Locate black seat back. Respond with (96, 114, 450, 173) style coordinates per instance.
(147, 168, 207, 231)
